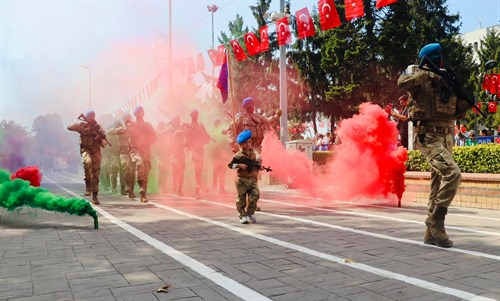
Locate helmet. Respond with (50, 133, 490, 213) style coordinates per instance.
(190, 109, 198, 117)
(85, 110, 95, 118)
(133, 106, 144, 116)
(122, 114, 132, 123)
(237, 129, 252, 144)
(242, 97, 254, 108)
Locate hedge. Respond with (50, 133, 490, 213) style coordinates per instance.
(313, 144, 500, 174)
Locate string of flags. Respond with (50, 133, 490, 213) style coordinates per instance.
(475, 73, 500, 114)
(180, 0, 399, 102)
(110, 71, 163, 118)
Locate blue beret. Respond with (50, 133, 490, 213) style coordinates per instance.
(237, 130, 252, 144)
(85, 110, 95, 118)
(242, 97, 254, 108)
(133, 106, 144, 115)
(419, 43, 442, 59)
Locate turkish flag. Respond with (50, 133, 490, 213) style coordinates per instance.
(230, 39, 247, 61)
(488, 101, 497, 113)
(207, 49, 219, 67)
(276, 16, 292, 46)
(490, 75, 498, 94)
(196, 53, 204, 71)
(497, 76, 500, 97)
(473, 102, 482, 115)
(376, 0, 398, 9)
(244, 32, 261, 56)
(318, 0, 341, 31)
(296, 7, 315, 39)
(217, 44, 226, 65)
(259, 26, 269, 52)
(482, 74, 491, 91)
(345, 0, 365, 21)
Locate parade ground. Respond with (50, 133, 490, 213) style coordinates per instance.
(0, 170, 499, 301)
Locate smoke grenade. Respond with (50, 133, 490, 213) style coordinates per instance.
(0, 168, 98, 229)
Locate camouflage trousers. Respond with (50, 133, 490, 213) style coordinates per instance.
(131, 151, 151, 191)
(119, 150, 135, 192)
(172, 155, 185, 192)
(81, 148, 102, 192)
(190, 150, 204, 189)
(235, 177, 259, 218)
(414, 131, 461, 212)
(100, 156, 120, 191)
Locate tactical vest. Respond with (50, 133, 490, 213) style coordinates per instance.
(400, 71, 468, 121)
(80, 124, 102, 149)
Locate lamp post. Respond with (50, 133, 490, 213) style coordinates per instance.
(474, 59, 497, 133)
(80, 65, 91, 109)
(207, 5, 219, 49)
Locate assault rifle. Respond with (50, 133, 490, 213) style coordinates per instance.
(418, 57, 487, 118)
(228, 157, 272, 172)
(77, 114, 112, 147)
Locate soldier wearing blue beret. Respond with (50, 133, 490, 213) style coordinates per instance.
(228, 130, 263, 224)
(398, 42, 461, 248)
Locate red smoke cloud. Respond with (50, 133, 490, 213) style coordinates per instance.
(11, 166, 43, 187)
(262, 102, 407, 204)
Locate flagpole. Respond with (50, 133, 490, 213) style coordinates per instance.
(226, 45, 237, 135)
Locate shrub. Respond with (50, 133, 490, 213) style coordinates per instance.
(406, 144, 500, 174)
(313, 144, 500, 173)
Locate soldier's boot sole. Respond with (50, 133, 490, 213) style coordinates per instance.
(423, 227, 435, 245)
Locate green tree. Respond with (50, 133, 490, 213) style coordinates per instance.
(0, 120, 31, 171)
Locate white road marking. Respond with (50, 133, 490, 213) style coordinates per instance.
(44, 176, 271, 301)
(264, 191, 500, 221)
(259, 198, 500, 236)
(177, 196, 500, 261)
(149, 197, 496, 301)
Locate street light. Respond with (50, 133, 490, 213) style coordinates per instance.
(79, 65, 92, 109)
(207, 5, 219, 49)
(474, 59, 497, 133)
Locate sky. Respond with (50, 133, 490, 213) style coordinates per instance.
(1, 0, 499, 129)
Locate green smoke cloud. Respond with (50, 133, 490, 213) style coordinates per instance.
(0, 169, 98, 228)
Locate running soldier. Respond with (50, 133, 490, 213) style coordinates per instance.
(67, 110, 107, 204)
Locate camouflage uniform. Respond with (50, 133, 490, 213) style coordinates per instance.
(170, 123, 187, 195)
(398, 47, 461, 248)
(109, 122, 136, 197)
(208, 121, 229, 194)
(227, 111, 278, 154)
(230, 148, 261, 219)
(67, 120, 106, 202)
(185, 119, 210, 197)
(128, 118, 156, 202)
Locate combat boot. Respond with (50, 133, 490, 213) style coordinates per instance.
(128, 189, 136, 198)
(91, 192, 100, 205)
(139, 188, 148, 203)
(120, 185, 127, 195)
(423, 216, 435, 245)
(429, 206, 453, 248)
(84, 180, 91, 196)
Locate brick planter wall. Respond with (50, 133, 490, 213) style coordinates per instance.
(404, 172, 500, 210)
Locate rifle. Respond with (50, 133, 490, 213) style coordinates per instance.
(228, 157, 272, 172)
(77, 114, 112, 147)
(418, 57, 487, 118)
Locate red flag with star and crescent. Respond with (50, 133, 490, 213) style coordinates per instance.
(345, 0, 365, 21)
(318, 0, 341, 31)
(296, 7, 316, 39)
(376, 0, 398, 9)
(230, 39, 247, 61)
(259, 25, 269, 52)
(217, 44, 226, 65)
(244, 32, 261, 56)
(207, 49, 219, 67)
(488, 101, 497, 113)
(276, 16, 292, 46)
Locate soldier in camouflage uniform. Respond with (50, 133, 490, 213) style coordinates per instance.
(107, 121, 121, 193)
(228, 130, 263, 224)
(128, 106, 156, 203)
(108, 114, 136, 198)
(398, 43, 462, 248)
(227, 97, 281, 154)
(185, 110, 210, 198)
(67, 110, 107, 204)
(168, 116, 187, 196)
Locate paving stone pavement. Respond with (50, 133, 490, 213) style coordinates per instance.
(0, 171, 498, 301)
